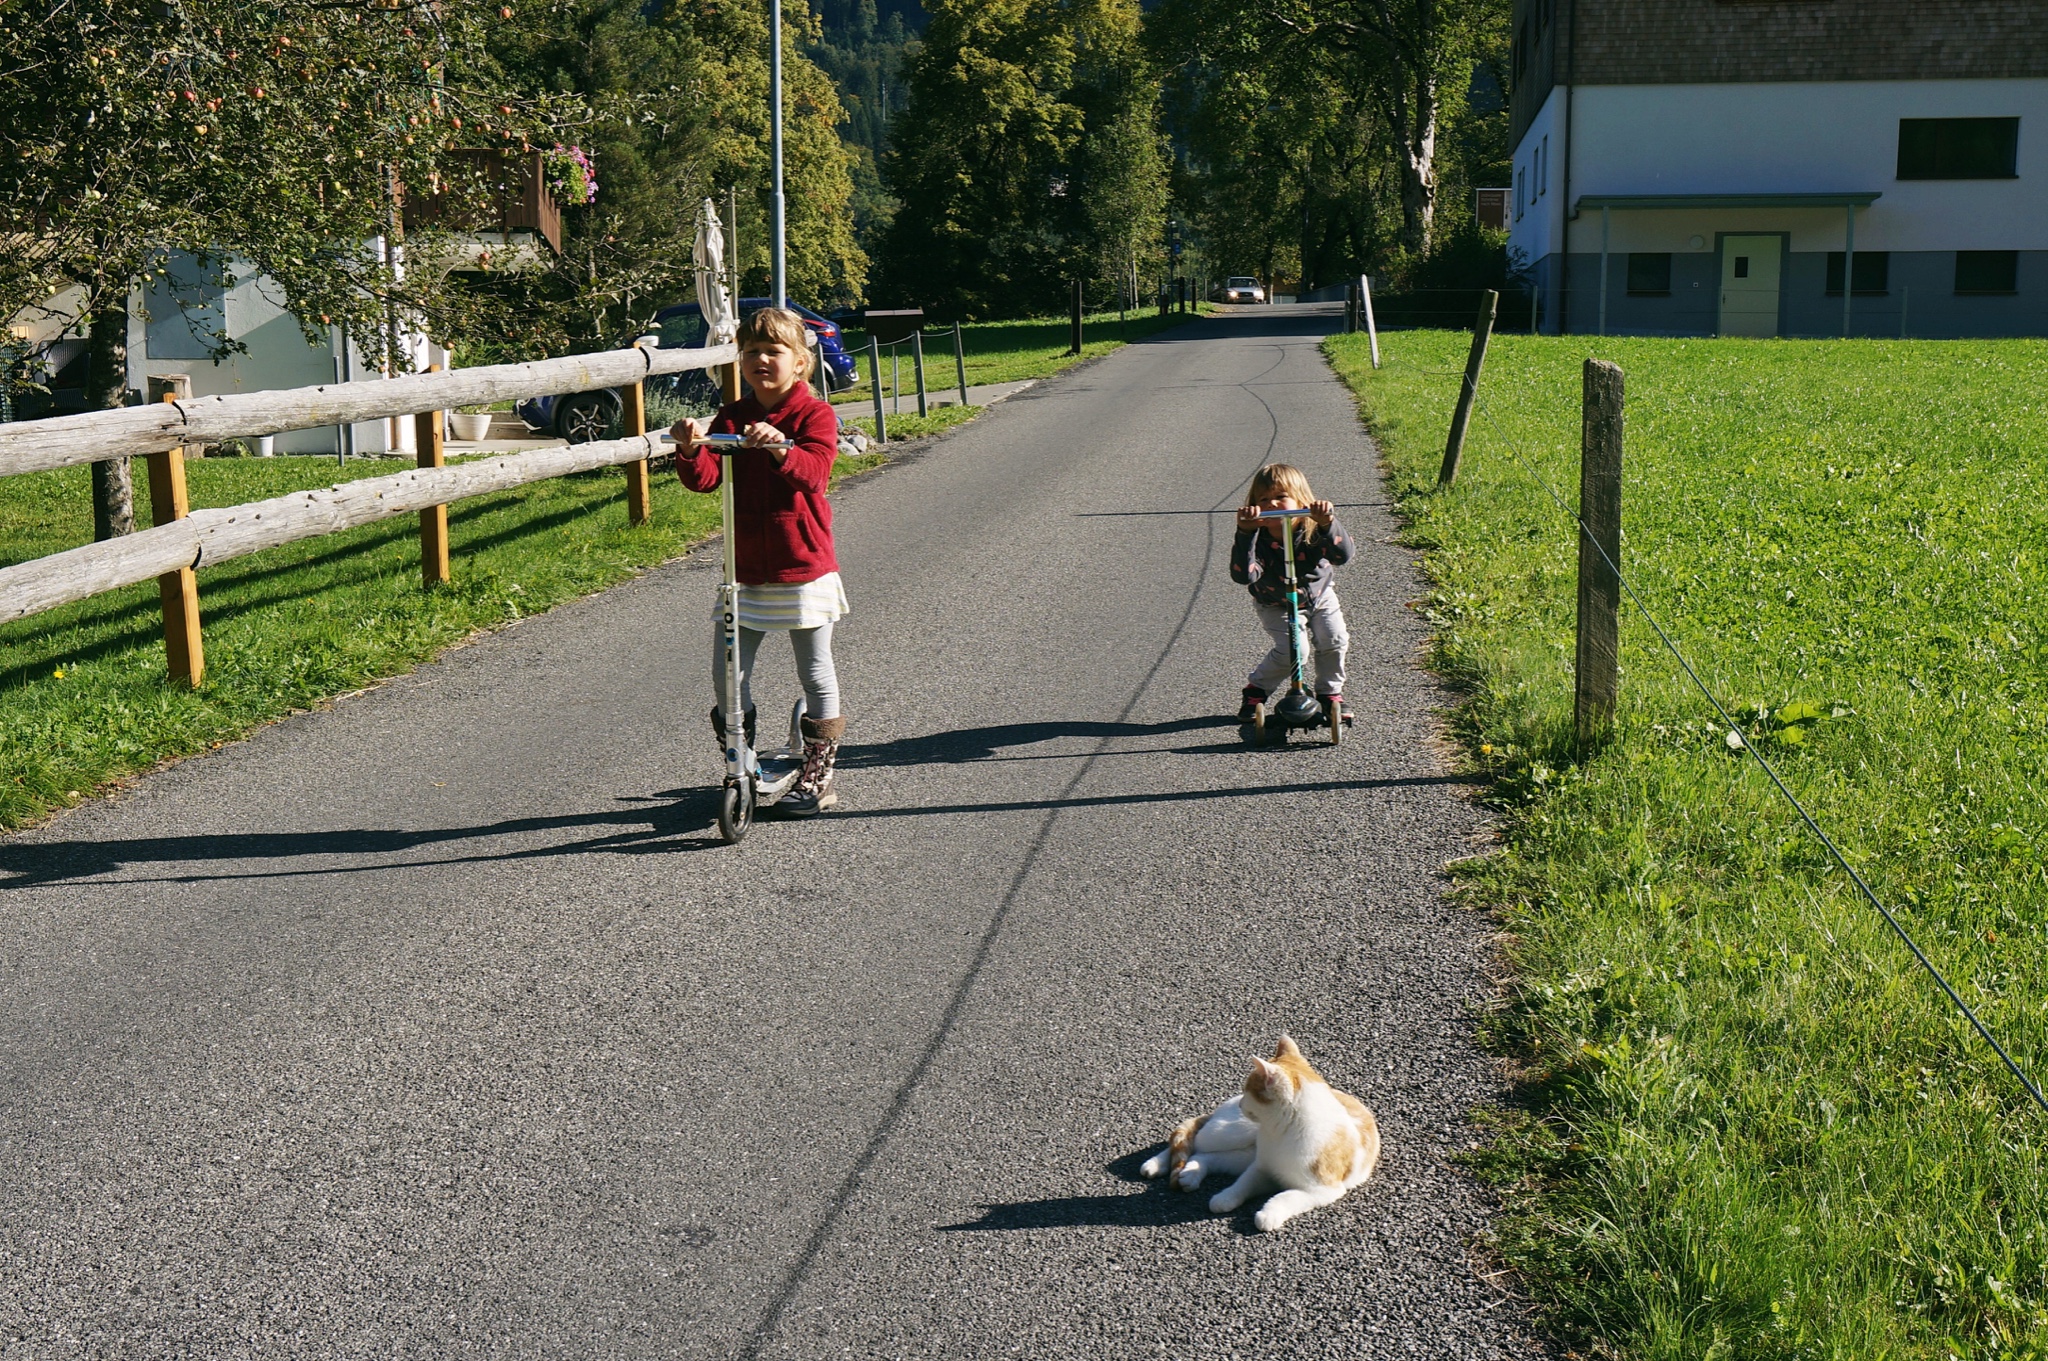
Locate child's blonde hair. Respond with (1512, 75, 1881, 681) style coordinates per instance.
(737, 306, 815, 381)
(1246, 464, 1317, 543)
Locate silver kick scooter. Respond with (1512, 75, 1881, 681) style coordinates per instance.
(667, 432, 809, 842)
(1242, 507, 1345, 747)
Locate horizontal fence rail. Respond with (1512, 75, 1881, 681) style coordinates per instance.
(0, 343, 738, 478)
(0, 432, 671, 624)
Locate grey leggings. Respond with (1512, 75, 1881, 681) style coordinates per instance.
(711, 620, 840, 721)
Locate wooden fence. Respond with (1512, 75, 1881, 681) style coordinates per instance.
(0, 341, 739, 685)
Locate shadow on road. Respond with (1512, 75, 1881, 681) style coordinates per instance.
(936, 1148, 1253, 1234)
(838, 716, 1232, 770)
(0, 796, 728, 889)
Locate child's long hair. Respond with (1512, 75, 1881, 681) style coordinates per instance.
(1245, 464, 1317, 546)
(737, 306, 815, 381)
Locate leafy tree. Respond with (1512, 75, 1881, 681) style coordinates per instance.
(875, 0, 1160, 317)
(809, 0, 923, 247)
(486, 0, 869, 350)
(1152, 0, 1505, 279)
(2, 0, 572, 532)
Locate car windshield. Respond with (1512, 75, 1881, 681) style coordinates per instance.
(1227, 278, 1257, 287)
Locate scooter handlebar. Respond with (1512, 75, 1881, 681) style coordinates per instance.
(1255, 507, 1316, 520)
(656, 432, 793, 451)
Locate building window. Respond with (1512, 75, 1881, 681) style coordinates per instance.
(1954, 250, 2019, 295)
(1897, 118, 2020, 179)
(1825, 252, 1890, 296)
(1515, 168, 1524, 221)
(1540, 136, 1548, 195)
(1626, 253, 1672, 296)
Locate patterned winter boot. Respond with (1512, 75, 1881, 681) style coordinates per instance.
(781, 715, 844, 817)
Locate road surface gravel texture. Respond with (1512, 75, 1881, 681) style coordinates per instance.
(0, 306, 1547, 1359)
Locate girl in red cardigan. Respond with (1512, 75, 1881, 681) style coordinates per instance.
(671, 308, 846, 815)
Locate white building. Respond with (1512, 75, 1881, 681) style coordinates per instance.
(1506, 0, 2048, 337)
(8, 151, 561, 447)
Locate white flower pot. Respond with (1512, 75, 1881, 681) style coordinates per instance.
(254, 435, 275, 457)
(449, 412, 493, 442)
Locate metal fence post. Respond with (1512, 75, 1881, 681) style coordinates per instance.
(866, 335, 887, 443)
(1438, 290, 1498, 487)
(1575, 359, 1625, 748)
(412, 365, 454, 582)
(620, 352, 651, 527)
(912, 329, 928, 417)
(953, 321, 968, 406)
(1360, 274, 1380, 369)
(1070, 279, 1084, 354)
(145, 378, 203, 686)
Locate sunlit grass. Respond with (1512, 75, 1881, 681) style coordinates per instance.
(1327, 331, 2048, 1359)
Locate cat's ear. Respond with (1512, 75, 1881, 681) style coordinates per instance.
(1246, 1056, 1290, 1100)
(1274, 1034, 1303, 1061)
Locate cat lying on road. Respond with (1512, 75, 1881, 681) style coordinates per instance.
(1139, 1035, 1381, 1232)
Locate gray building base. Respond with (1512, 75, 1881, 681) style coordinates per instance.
(1524, 251, 2047, 338)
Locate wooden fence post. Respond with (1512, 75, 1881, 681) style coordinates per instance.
(411, 366, 453, 587)
(144, 378, 203, 687)
(1438, 289, 1498, 487)
(1069, 279, 1084, 354)
(1575, 358, 1625, 748)
(620, 348, 651, 527)
(866, 336, 887, 442)
(953, 321, 968, 406)
(1359, 274, 1381, 369)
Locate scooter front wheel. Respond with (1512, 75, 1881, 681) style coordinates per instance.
(718, 777, 756, 844)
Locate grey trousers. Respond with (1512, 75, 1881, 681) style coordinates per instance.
(712, 619, 841, 721)
(1248, 590, 1348, 698)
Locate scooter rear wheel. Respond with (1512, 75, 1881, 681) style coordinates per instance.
(718, 777, 756, 844)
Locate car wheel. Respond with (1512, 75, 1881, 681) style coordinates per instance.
(557, 391, 620, 444)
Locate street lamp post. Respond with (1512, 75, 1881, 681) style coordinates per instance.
(769, 0, 787, 308)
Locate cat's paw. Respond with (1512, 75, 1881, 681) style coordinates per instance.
(1253, 1203, 1296, 1233)
(1207, 1186, 1245, 1214)
(1174, 1158, 1209, 1190)
(1138, 1148, 1171, 1179)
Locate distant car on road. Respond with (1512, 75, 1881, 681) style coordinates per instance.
(515, 298, 856, 442)
(1221, 277, 1267, 304)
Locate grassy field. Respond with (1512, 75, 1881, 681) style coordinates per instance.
(0, 447, 879, 830)
(837, 304, 1210, 402)
(1325, 331, 2048, 1359)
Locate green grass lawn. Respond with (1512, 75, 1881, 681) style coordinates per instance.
(0, 446, 881, 830)
(1325, 330, 2048, 1359)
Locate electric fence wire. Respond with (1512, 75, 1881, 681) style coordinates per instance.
(1455, 378, 2048, 1118)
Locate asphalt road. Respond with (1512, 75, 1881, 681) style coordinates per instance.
(0, 305, 1545, 1359)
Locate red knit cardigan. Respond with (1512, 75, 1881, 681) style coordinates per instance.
(675, 386, 841, 585)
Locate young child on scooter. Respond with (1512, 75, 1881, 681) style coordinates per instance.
(1230, 463, 1354, 726)
(671, 307, 846, 815)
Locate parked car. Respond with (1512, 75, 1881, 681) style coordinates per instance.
(515, 298, 857, 442)
(1221, 276, 1267, 304)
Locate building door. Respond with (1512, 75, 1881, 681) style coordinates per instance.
(1719, 236, 1781, 337)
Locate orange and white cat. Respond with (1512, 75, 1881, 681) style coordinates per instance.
(1139, 1035, 1380, 1232)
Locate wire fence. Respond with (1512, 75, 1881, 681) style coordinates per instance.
(1377, 330, 2048, 1116)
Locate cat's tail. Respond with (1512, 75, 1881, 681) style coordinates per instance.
(1139, 1113, 1211, 1180)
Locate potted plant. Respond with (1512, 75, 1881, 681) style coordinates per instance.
(448, 404, 494, 442)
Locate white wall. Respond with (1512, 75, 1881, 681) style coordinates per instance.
(1512, 77, 2048, 256)
(1509, 85, 1570, 269)
(130, 244, 447, 455)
